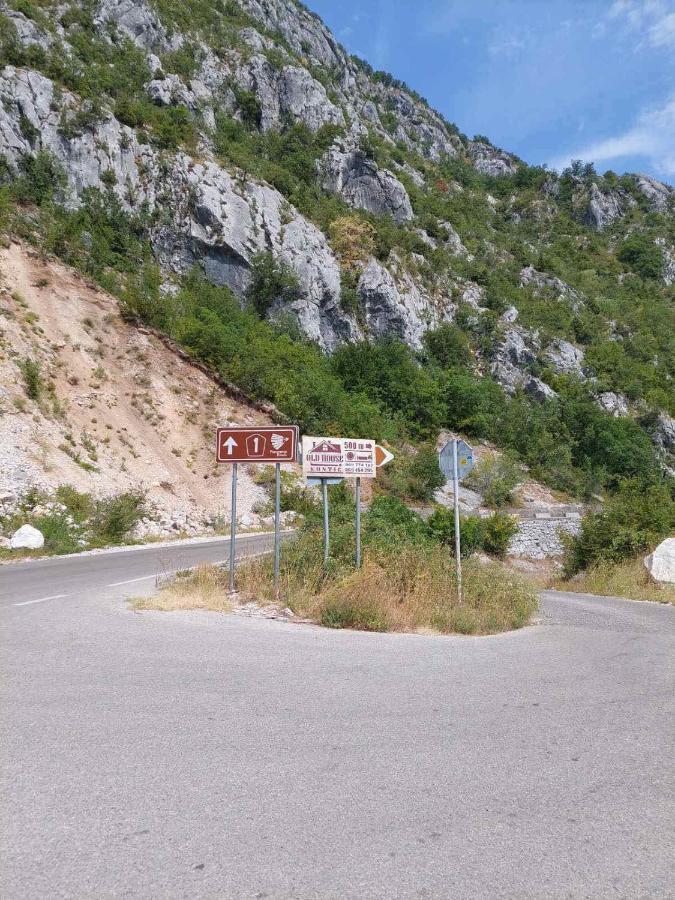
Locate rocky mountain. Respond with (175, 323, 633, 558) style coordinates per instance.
(1, 0, 673, 491)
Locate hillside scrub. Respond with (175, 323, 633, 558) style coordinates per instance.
(553, 557, 675, 605)
(1, 0, 673, 511)
(0, 486, 149, 557)
(562, 478, 675, 575)
(236, 488, 537, 634)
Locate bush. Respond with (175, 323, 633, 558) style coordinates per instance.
(13, 151, 66, 206)
(20, 357, 43, 400)
(465, 455, 523, 508)
(481, 512, 518, 558)
(246, 251, 302, 316)
(618, 235, 663, 280)
(426, 508, 484, 557)
(563, 478, 675, 575)
(90, 492, 146, 544)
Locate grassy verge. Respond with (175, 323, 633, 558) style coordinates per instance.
(551, 557, 674, 604)
(132, 565, 234, 613)
(137, 488, 538, 635)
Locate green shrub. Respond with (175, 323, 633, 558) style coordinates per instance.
(426, 508, 484, 557)
(481, 512, 518, 558)
(20, 357, 43, 400)
(90, 492, 146, 544)
(465, 455, 523, 508)
(13, 151, 66, 206)
(563, 478, 675, 575)
(320, 596, 388, 631)
(618, 235, 663, 280)
(54, 485, 94, 523)
(246, 252, 302, 316)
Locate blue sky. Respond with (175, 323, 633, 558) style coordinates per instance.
(306, 0, 675, 183)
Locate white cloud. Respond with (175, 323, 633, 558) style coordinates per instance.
(550, 94, 675, 177)
(607, 0, 675, 48)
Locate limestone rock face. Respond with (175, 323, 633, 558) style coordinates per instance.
(644, 538, 675, 584)
(490, 326, 541, 396)
(0, 67, 352, 350)
(544, 340, 585, 377)
(584, 183, 635, 231)
(596, 392, 629, 418)
(10, 524, 44, 550)
(634, 175, 674, 212)
(357, 257, 447, 348)
(95, 0, 173, 52)
(237, 56, 344, 133)
(319, 142, 413, 222)
(468, 141, 518, 177)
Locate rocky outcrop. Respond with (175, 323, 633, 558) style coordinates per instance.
(0, 66, 353, 350)
(236, 55, 344, 133)
(584, 183, 635, 231)
(596, 392, 629, 417)
(520, 265, 582, 309)
(319, 141, 413, 222)
(357, 256, 449, 348)
(634, 175, 674, 213)
(95, 0, 174, 52)
(544, 339, 585, 377)
(655, 238, 675, 286)
(468, 141, 518, 177)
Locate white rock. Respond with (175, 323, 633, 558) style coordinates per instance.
(10, 524, 45, 550)
(644, 538, 675, 584)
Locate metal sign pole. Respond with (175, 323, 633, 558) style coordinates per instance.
(355, 477, 362, 568)
(274, 462, 281, 599)
(229, 462, 238, 593)
(452, 440, 462, 604)
(322, 478, 330, 570)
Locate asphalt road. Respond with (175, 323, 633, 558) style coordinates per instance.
(1, 546, 674, 899)
(0, 532, 284, 607)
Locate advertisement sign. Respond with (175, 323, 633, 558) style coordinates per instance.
(302, 436, 377, 478)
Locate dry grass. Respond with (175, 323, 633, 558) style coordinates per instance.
(134, 523, 538, 635)
(551, 557, 674, 604)
(132, 564, 234, 612)
(240, 540, 537, 635)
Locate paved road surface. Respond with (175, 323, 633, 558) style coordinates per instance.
(1, 546, 673, 899)
(0, 532, 284, 607)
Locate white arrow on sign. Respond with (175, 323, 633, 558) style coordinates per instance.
(223, 436, 238, 456)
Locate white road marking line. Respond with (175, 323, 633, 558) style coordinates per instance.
(107, 574, 158, 587)
(13, 594, 69, 607)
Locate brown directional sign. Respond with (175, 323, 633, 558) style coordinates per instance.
(216, 426, 299, 463)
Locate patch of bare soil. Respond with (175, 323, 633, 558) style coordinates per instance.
(0, 240, 295, 532)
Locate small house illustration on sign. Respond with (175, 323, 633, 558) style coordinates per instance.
(245, 433, 267, 457)
(307, 440, 341, 456)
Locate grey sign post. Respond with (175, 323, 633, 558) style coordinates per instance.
(274, 463, 281, 599)
(355, 477, 362, 568)
(229, 462, 237, 593)
(322, 479, 330, 569)
(439, 439, 475, 605)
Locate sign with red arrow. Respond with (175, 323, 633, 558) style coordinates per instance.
(216, 426, 299, 463)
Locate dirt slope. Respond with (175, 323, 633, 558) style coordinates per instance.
(0, 240, 280, 534)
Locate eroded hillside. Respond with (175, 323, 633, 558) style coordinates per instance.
(0, 239, 274, 534)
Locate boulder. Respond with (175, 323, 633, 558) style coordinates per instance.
(644, 538, 675, 584)
(9, 524, 45, 550)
